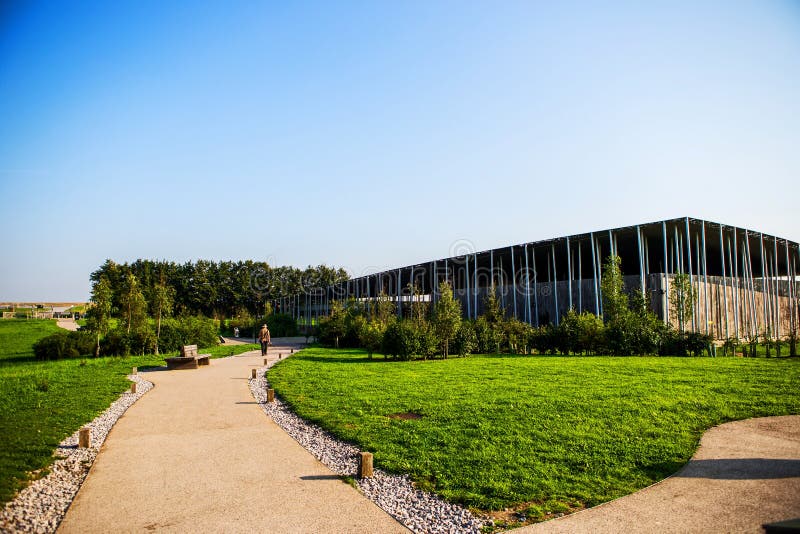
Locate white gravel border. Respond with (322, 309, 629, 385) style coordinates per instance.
(0, 374, 154, 534)
(249, 361, 486, 534)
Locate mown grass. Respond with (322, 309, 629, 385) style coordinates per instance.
(0, 320, 61, 363)
(269, 348, 800, 521)
(0, 319, 258, 504)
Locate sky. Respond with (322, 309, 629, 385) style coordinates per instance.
(1, 1, 799, 302)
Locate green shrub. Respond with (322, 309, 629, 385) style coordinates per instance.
(473, 316, 502, 354)
(381, 320, 419, 360)
(155, 316, 219, 353)
(266, 313, 299, 337)
(33, 331, 95, 360)
(414, 320, 439, 359)
(101, 328, 156, 356)
(453, 321, 477, 357)
(358, 320, 386, 359)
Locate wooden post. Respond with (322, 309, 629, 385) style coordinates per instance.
(279, 354, 282, 359)
(79, 427, 91, 448)
(130, 382, 137, 394)
(291, 349, 294, 354)
(264, 358, 268, 365)
(267, 389, 275, 402)
(132, 367, 137, 374)
(358, 452, 373, 478)
(251, 369, 257, 379)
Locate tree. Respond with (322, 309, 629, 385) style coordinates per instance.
(319, 300, 346, 348)
(601, 255, 628, 323)
(151, 281, 175, 355)
(432, 282, 462, 358)
(119, 273, 148, 334)
(358, 321, 385, 359)
(373, 291, 396, 325)
(86, 276, 113, 357)
(670, 272, 696, 333)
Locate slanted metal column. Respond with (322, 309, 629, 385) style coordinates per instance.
(524, 244, 531, 324)
(432, 260, 437, 300)
(474, 253, 479, 319)
(702, 222, 709, 336)
(578, 241, 583, 313)
(397, 269, 402, 318)
(760, 233, 768, 337)
(465, 256, 471, 319)
(786, 239, 794, 343)
(490, 250, 494, 291)
(719, 226, 729, 339)
(511, 247, 518, 319)
(745, 234, 758, 338)
(732, 229, 740, 339)
(662, 221, 670, 325)
(773, 237, 780, 340)
(637, 225, 645, 296)
(552, 243, 559, 325)
(591, 232, 600, 316)
(566, 237, 573, 311)
(684, 218, 695, 331)
(532, 246, 539, 327)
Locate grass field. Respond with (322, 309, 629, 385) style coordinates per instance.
(269, 348, 800, 523)
(0, 319, 258, 504)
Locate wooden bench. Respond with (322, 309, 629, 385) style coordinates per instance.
(165, 345, 211, 370)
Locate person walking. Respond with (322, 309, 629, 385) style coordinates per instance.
(258, 324, 271, 356)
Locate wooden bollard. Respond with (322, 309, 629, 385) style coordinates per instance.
(79, 427, 91, 448)
(264, 358, 268, 365)
(130, 382, 137, 394)
(291, 349, 294, 354)
(132, 367, 137, 374)
(358, 452, 373, 478)
(279, 353, 282, 359)
(251, 368, 257, 379)
(267, 389, 275, 403)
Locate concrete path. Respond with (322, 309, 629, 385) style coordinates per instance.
(58, 342, 408, 534)
(516, 415, 800, 533)
(56, 318, 79, 331)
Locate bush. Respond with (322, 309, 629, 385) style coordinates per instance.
(381, 320, 419, 360)
(358, 320, 386, 359)
(33, 331, 95, 360)
(318, 302, 346, 347)
(413, 320, 439, 359)
(473, 316, 502, 354)
(453, 321, 477, 357)
(155, 316, 219, 353)
(101, 328, 156, 356)
(503, 318, 532, 354)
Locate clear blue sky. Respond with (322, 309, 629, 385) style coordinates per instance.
(1, 1, 799, 301)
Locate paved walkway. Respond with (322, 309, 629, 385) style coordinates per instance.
(57, 341, 408, 533)
(56, 318, 79, 331)
(516, 415, 800, 533)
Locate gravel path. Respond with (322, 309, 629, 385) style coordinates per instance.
(0, 374, 153, 534)
(249, 360, 485, 534)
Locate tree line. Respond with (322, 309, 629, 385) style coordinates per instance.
(33, 259, 349, 359)
(90, 259, 348, 319)
(317, 255, 719, 359)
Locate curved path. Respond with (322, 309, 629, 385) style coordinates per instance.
(57, 341, 408, 533)
(516, 415, 800, 533)
(56, 318, 79, 331)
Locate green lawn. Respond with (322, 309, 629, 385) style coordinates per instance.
(0, 320, 258, 504)
(269, 348, 800, 522)
(0, 320, 61, 363)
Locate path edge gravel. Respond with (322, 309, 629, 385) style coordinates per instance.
(249, 361, 486, 534)
(0, 373, 155, 534)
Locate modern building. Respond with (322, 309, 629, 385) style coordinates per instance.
(277, 217, 799, 341)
